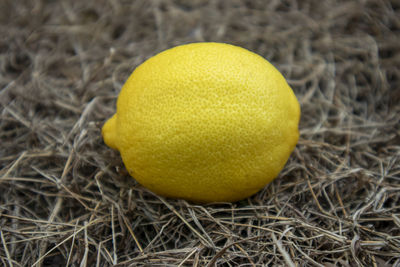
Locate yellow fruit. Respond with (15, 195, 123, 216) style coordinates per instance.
(102, 42, 300, 203)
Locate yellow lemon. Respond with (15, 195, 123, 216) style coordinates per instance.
(102, 42, 300, 203)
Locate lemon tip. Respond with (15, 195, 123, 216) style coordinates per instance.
(102, 114, 118, 150)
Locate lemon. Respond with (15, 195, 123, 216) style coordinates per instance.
(102, 42, 300, 203)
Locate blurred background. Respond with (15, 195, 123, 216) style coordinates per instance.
(1, 0, 399, 266)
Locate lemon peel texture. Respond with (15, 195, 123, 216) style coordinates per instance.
(102, 42, 300, 203)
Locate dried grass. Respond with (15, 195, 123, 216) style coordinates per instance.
(1, 0, 400, 266)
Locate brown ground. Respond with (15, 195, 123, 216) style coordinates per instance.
(1, 0, 400, 266)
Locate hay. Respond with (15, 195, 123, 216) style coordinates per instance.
(1, 0, 399, 266)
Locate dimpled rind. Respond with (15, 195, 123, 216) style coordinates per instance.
(102, 42, 300, 203)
